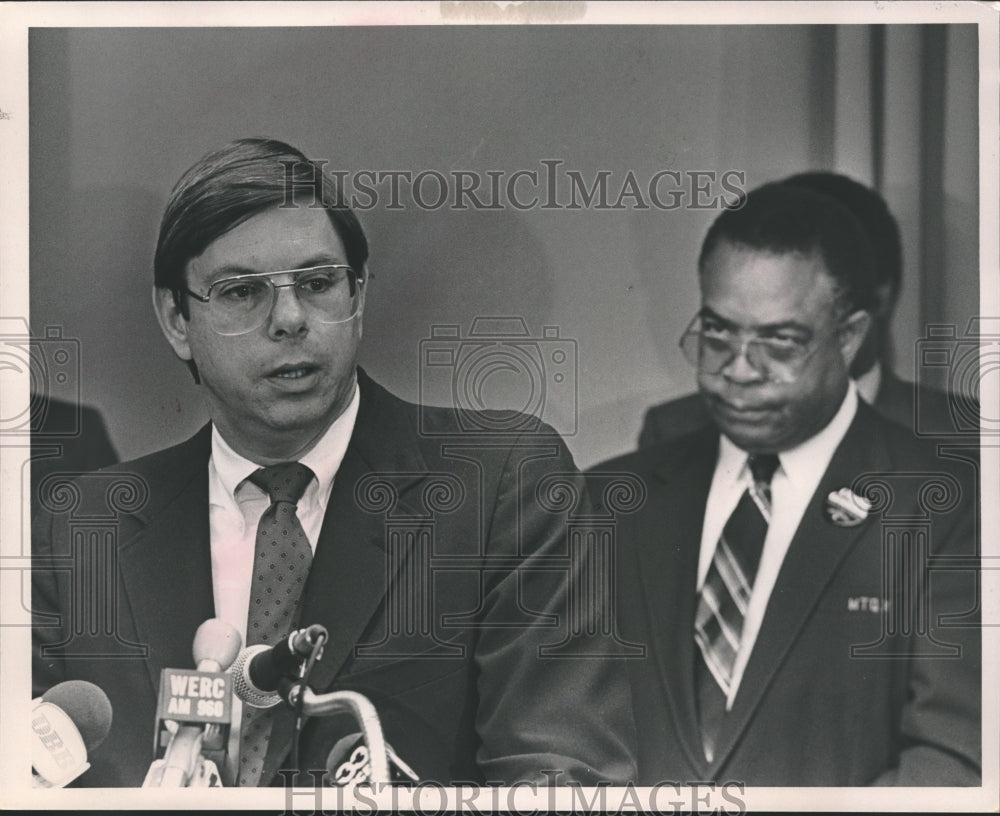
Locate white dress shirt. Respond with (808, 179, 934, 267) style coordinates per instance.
(208, 382, 360, 644)
(697, 384, 858, 708)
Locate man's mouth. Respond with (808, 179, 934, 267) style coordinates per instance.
(710, 396, 776, 419)
(268, 363, 319, 380)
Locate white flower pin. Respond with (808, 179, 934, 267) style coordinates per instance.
(825, 487, 872, 527)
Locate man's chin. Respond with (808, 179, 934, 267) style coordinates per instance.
(707, 396, 775, 425)
(707, 406, 785, 452)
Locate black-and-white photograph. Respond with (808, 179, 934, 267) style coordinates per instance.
(1, 2, 996, 812)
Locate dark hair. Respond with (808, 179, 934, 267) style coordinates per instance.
(783, 171, 902, 293)
(698, 182, 878, 315)
(154, 137, 369, 317)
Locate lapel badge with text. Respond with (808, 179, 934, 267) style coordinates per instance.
(825, 487, 872, 527)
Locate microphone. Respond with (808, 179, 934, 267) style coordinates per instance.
(31, 680, 113, 788)
(143, 619, 242, 787)
(325, 732, 419, 787)
(231, 624, 328, 708)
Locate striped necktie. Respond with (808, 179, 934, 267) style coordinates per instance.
(694, 452, 779, 762)
(236, 462, 315, 787)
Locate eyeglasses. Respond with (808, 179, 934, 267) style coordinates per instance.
(678, 315, 825, 384)
(185, 264, 364, 336)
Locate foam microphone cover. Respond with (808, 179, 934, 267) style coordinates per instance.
(192, 618, 242, 670)
(40, 680, 113, 753)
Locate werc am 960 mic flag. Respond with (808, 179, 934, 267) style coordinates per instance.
(144, 618, 241, 787)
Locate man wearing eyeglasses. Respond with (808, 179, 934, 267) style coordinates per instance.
(32, 138, 637, 787)
(593, 182, 980, 785)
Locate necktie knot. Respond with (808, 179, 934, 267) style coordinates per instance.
(248, 462, 314, 505)
(748, 453, 779, 486)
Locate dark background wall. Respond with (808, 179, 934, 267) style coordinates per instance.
(28, 25, 979, 467)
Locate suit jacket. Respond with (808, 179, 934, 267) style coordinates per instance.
(637, 371, 960, 448)
(32, 369, 637, 787)
(594, 401, 981, 785)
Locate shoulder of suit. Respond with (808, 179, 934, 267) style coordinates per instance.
(359, 368, 567, 443)
(644, 391, 705, 420)
(591, 422, 718, 476)
(94, 423, 211, 485)
(853, 398, 975, 476)
(351, 369, 577, 491)
(876, 372, 977, 435)
(31, 425, 210, 527)
(640, 392, 713, 447)
(30, 397, 108, 435)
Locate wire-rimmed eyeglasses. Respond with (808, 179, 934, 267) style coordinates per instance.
(185, 264, 364, 336)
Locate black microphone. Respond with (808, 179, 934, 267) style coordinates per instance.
(32, 680, 113, 788)
(325, 732, 419, 787)
(231, 623, 328, 708)
(143, 618, 242, 787)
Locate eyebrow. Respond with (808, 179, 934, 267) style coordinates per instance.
(698, 307, 810, 334)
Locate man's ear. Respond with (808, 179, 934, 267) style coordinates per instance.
(838, 309, 872, 369)
(355, 267, 369, 340)
(152, 287, 193, 362)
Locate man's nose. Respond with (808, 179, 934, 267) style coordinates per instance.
(721, 339, 765, 384)
(267, 284, 308, 337)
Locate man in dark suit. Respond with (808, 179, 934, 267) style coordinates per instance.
(638, 172, 957, 447)
(595, 183, 980, 785)
(32, 138, 636, 787)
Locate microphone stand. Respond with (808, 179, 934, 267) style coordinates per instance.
(143, 721, 224, 787)
(284, 686, 391, 786)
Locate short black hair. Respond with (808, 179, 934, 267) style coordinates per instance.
(783, 171, 902, 294)
(698, 181, 878, 315)
(154, 137, 369, 317)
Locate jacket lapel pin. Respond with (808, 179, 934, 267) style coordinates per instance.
(825, 487, 871, 527)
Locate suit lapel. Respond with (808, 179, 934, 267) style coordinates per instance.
(710, 406, 889, 768)
(634, 429, 718, 773)
(260, 370, 428, 783)
(116, 426, 216, 695)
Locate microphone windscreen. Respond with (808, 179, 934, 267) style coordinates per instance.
(192, 618, 242, 669)
(231, 645, 282, 708)
(40, 680, 113, 753)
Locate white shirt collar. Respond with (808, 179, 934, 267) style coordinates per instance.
(210, 381, 360, 504)
(716, 382, 859, 487)
(854, 360, 882, 406)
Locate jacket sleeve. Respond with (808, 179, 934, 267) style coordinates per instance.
(471, 428, 639, 785)
(32, 506, 69, 698)
(871, 464, 981, 786)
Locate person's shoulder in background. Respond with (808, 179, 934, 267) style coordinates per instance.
(636, 392, 712, 449)
(875, 371, 979, 440)
(30, 397, 118, 481)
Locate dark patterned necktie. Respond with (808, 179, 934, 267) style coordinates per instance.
(236, 462, 315, 787)
(694, 453, 779, 762)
